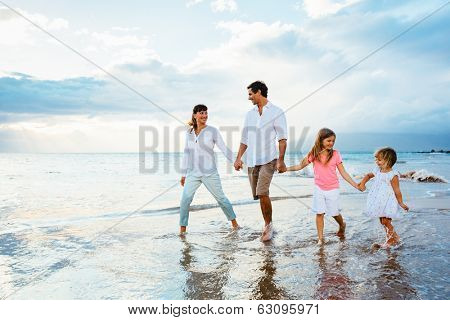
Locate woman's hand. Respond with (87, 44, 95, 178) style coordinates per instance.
(358, 183, 366, 192)
(400, 202, 409, 211)
(180, 176, 186, 187)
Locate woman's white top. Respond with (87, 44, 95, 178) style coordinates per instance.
(364, 167, 404, 219)
(181, 126, 234, 176)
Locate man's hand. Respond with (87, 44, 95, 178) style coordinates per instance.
(234, 159, 243, 171)
(276, 159, 287, 173)
(180, 176, 186, 187)
(358, 183, 366, 192)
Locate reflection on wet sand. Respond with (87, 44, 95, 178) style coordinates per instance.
(374, 251, 418, 299)
(179, 235, 235, 300)
(251, 246, 289, 300)
(314, 243, 353, 300)
(0, 232, 29, 298)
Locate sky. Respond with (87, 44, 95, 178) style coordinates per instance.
(0, 0, 449, 152)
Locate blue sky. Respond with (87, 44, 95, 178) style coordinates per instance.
(0, 0, 449, 152)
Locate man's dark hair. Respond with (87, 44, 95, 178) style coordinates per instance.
(247, 81, 268, 98)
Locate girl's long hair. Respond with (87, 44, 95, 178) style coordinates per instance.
(308, 128, 336, 164)
(188, 104, 208, 133)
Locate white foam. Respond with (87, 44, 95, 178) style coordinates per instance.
(402, 169, 448, 183)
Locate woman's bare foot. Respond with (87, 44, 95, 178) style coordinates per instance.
(337, 222, 346, 237)
(317, 238, 325, 245)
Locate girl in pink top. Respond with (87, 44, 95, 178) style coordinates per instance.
(287, 128, 360, 245)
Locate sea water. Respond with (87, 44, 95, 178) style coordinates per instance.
(0, 152, 449, 299)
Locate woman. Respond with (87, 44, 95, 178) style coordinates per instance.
(179, 104, 239, 233)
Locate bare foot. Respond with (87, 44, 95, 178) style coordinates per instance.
(261, 223, 273, 242)
(386, 236, 400, 246)
(380, 242, 391, 249)
(317, 239, 325, 245)
(337, 222, 346, 237)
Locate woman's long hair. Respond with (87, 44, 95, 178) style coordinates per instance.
(188, 104, 208, 133)
(308, 128, 336, 164)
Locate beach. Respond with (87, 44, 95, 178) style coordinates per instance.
(0, 152, 449, 299)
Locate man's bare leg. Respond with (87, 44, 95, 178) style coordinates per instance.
(259, 195, 272, 226)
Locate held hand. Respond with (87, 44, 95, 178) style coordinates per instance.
(234, 159, 243, 171)
(400, 203, 409, 211)
(180, 176, 186, 187)
(276, 159, 287, 173)
(358, 183, 366, 192)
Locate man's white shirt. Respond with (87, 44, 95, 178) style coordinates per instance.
(240, 101, 287, 167)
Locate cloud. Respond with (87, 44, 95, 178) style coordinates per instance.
(3, 5, 449, 134)
(186, 0, 237, 12)
(0, 7, 158, 79)
(0, 7, 68, 29)
(183, 20, 298, 72)
(301, 0, 362, 19)
(0, 73, 107, 115)
(1, 2, 449, 152)
(0, 57, 234, 122)
(186, 0, 205, 8)
(91, 31, 149, 47)
(111, 26, 141, 32)
(211, 0, 237, 12)
(0, 7, 68, 46)
(0, 114, 166, 152)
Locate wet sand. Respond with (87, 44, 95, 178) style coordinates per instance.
(2, 193, 448, 300)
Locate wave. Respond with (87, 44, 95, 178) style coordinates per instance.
(400, 169, 448, 183)
(280, 171, 314, 178)
(426, 189, 450, 197)
(351, 169, 447, 183)
(140, 194, 314, 215)
(0, 194, 318, 235)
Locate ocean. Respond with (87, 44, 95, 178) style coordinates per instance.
(0, 152, 449, 299)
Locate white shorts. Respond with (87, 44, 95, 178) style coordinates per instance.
(311, 186, 341, 216)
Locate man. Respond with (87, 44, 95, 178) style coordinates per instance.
(234, 81, 288, 241)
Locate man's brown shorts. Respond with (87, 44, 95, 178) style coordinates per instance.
(248, 159, 277, 200)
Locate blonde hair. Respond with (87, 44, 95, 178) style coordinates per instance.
(374, 147, 397, 168)
(308, 128, 336, 164)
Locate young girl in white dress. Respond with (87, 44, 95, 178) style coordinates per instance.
(358, 147, 409, 248)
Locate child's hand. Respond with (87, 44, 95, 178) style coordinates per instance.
(400, 203, 409, 211)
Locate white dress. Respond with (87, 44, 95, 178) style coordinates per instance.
(364, 167, 403, 219)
